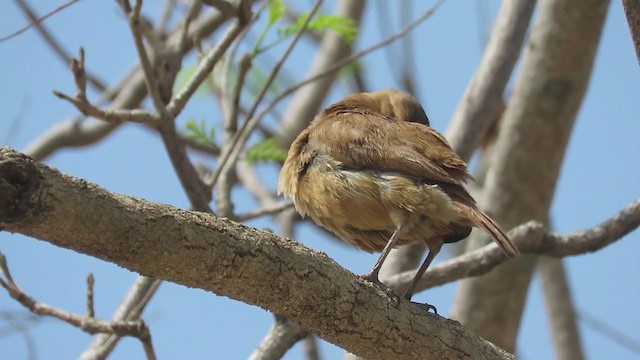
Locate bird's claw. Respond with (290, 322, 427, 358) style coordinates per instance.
(411, 301, 438, 314)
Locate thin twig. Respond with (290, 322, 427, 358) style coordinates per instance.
(81, 277, 161, 359)
(202, 0, 236, 17)
(54, 91, 159, 125)
(236, 201, 294, 222)
(28, 11, 235, 161)
(0, 0, 82, 43)
(158, 0, 177, 35)
(124, 0, 167, 112)
(86, 273, 95, 318)
(177, 0, 203, 54)
(52, 49, 160, 126)
(167, 16, 245, 117)
(216, 53, 254, 216)
(577, 309, 640, 355)
(14, 0, 107, 91)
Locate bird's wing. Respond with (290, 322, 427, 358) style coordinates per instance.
(309, 104, 472, 185)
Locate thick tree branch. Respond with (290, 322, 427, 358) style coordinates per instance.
(623, 0, 640, 64)
(0, 147, 513, 360)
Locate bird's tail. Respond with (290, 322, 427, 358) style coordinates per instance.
(453, 201, 521, 257)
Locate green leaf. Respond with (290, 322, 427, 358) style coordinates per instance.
(246, 138, 288, 164)
(254, 0, 287, 54)
(279, 14, 358, 44)
(309, 15, 358, 44)
(184, 119, 217, 147)
(268, 0, 286, 26)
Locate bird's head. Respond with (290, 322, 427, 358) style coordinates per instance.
(344, 88, 430, 126)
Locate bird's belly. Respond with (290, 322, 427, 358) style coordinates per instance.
(294, 158, 461, 252)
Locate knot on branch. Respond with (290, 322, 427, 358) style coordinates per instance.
(0, 147, 44, 223)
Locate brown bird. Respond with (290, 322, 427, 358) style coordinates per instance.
(278, 89, 520, 305)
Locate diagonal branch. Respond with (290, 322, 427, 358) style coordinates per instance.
(622, 0, 640, 65)
(14, 0, 108, 91)
(386, 199, 640, 293)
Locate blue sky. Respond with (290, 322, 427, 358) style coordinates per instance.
(1, 1, 639, 359)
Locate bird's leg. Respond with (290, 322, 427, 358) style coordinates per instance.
(401, 243, 442, 313)
(362, 224, 405, 294)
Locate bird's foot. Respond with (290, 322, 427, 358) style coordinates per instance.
(360, 273, 401, 303)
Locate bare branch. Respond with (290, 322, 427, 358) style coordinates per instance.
(0, 0, 82, 43)
(167, 18, 245, 117)
(53, 91, 159, 125)
(622, 0, 640, 65)
(386, 199, 640, 293)
(123, 0, 168, 112)
(235, 201, 294, 222)
(26, 11, 232, 161)
(249, 315, 307, 360)
(0, 253, 157, 360)
(52, 49, 160, 126)
(81, 277, 161, 360)
(539, 257, 586, 360)
(578, 309, 640, 355)
(14, 0, 108, 91)
(201, 0, 236, 17)
(86, 273, 95, 318)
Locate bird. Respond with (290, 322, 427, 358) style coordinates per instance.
(278, 89, 520, 306)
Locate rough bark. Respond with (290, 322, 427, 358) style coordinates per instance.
(623, 0, 640, 64)
(0, 147, 513, 360)
(451, 0, 610, 352)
